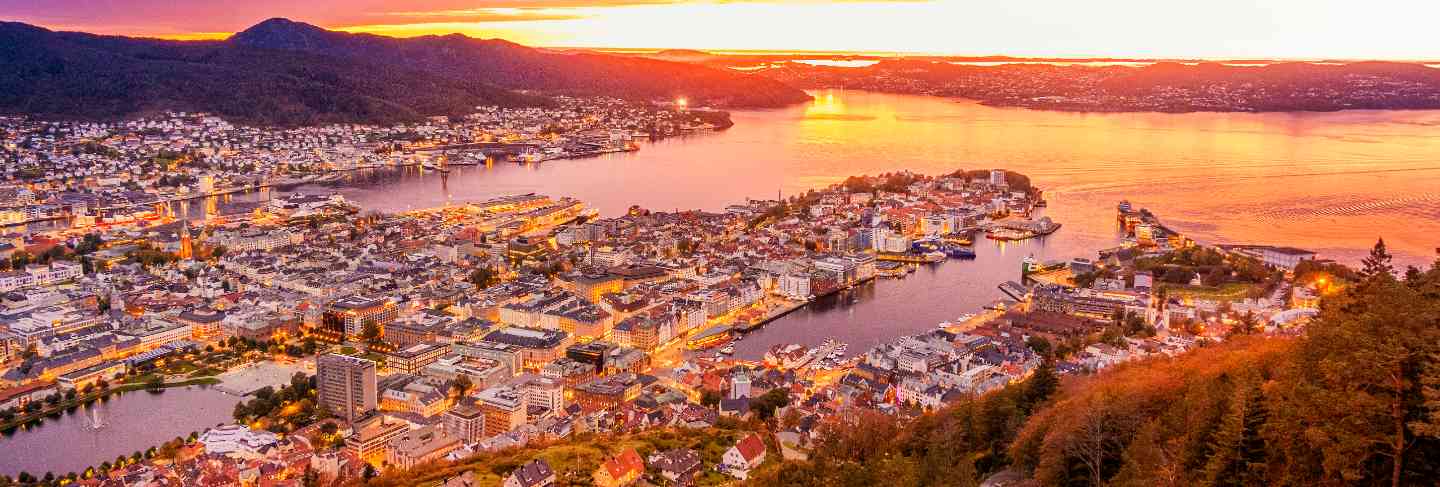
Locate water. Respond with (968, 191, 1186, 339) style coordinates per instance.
(728, 235, 1078, 360)
(277, 89, 1439, 360)
(6, 91, 1436, 467)
(0, 386, 237, 478)
(290, 89, 1439, 267)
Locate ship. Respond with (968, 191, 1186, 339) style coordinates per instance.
(945, 245, 977, 259)
(911, 237, 943, 253)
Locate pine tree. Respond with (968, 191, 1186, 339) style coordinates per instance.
(1021, 360, 1059, 415)
(1361, 238, 1395, 280)
(1201, 382, 1269, 486)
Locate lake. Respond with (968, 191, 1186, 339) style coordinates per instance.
(0, 386, 237, 478)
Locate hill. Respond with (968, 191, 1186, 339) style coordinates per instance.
(228, 19, 809, 109)
(0, 21, 543, 126)
(0, 19, 810, 126)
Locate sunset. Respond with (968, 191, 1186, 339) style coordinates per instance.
(3, 1, 1440, 486)
(5, 0, 1440, 59)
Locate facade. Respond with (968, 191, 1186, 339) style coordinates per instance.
(722, 433, 768, 479)
(443, 401, 487, 444)
(317, 353, 378, 423)
(345, 416, 409, 466)
(320, 295, 398, 343)
(477, 386, 527, 438)
(386, 425, 462, 470)
(386, 343, 449, 374)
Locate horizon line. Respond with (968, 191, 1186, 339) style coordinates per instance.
(15, 20, 1440, 64)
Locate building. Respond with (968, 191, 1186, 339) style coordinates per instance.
(573, 373, 641, 412)
(477, 386, 527, 438)
(593, 448, 644, 487)
(387, 425, 462, 470)
(566, 341, 616, 374)
(722, 433, 768, 480)
(452, 340, 522, 376)
(443, 401, 486, 444)
(176, 308, 227, 343)
(503, 459, 556, 487)
(506, 235, 550, 263)
(386, 343, 449, 374)
(519, 375, 565, 419)
(647, 448, 702, 484)
(345, 415, 409, 466)
(56, 361, 127, 391)
(317, 354, 378, 423)
(480, 326, 572, 371)
(1222, 245, 1318, 270)
(321, 295, 398, 343)
(197, 425, 279, 459)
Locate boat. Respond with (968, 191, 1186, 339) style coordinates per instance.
(719, 345, 735, 355)
(911, 237, 943, 253)
(982, 300, 1010, 311)
(945, 245, 977, 259)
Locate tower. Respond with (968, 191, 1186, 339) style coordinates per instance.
(178, 219, 194, 260)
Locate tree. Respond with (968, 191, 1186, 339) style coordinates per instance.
(1361, 238, 1395, 280)
(449, 374, 474, 398)
(752, 388, 792, 421)
(1272, 270, 1440, 486)
(1026, 336, 1053, 358)
(359, 322, 383, 347)
(1021, 360, 1059, 415)
(1201, 380, 1268, 486)
(145, 375, 166, 391)
(701, 390, 721, 407)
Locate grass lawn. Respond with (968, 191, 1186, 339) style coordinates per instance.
(1164, 282, 1258, 301)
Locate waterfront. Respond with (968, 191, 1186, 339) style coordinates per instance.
(0, 386, 237, 478)
(267, 90, 1439, 360)
(279, 90, 1440, 267)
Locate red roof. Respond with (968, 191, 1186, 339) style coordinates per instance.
(735, 433, 766, 462)
(603, 448, 644, 479)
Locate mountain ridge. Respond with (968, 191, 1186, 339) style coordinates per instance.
(0, 19, 811, 126)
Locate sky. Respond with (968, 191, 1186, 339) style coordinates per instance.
(1, 0, 1436, 59)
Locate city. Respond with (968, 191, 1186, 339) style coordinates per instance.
(2, 3, 1440, 487)
(0, 143, 1345, 485)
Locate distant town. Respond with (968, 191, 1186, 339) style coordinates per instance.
(0, 97, 729, 228)
(759, 60, 1440, 113)
(0, 118, 1340, 485)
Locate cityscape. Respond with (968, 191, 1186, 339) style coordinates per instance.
(2, 3, 1440, 487)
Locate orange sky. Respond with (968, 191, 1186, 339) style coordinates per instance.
(3, 0, 1437, 59)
